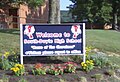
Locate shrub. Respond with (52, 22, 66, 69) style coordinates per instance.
(0, 51, 19, 70)
(85, 46, 92, 58)
(81, 60, 94, 72)
(32, 63, 46, 75)
(0, 52, 12, 70)
(0, 59, 12, 70)
(47, 62, 77, 75)
(47, 64, 64, 75)
(11, 64, 25, 76)
(90, 52, 110, 68)
(64, 62, 77, 73)
(8, 54, 20, 63)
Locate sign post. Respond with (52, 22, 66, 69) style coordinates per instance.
(20, 23, 85, 64)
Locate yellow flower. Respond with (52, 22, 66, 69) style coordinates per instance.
(13, 69, 17, 72)
(81, 62, 85, 66)
(15, 64, 24, 69)
(90, 62, 94, 65)
(85, 46, 92, 54)
(90, 60, 93, 63)
(20, 64, 24, 69)
(4, 52, 10, 58)
(83, 63, 87, 67)
(15, 67, 19, 72)
(11, 64, 25, 76)
(11, 67, 19, 72)
(15, 67, 20, 71)
(83, 66, 86, 69)
(86, 60, 90, 64)
(15, 64, 20, 67)
(11, 68, 15, 71)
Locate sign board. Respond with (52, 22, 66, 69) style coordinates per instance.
(20, 23, 85, 64)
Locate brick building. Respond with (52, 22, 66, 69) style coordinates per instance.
(0, 0, 49, 28)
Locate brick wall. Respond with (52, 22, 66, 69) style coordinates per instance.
(0, 0, 49, 28)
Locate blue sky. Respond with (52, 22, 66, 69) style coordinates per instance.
(60, 0, 73, 10)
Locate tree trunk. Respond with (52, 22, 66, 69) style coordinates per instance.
(49, 0, 60, 24)
(55, 0, 60, 24)
(112, 1, 118, 30)
(113, 13, 118, 30)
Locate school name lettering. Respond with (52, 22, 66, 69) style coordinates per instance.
(24, 39, 81, 44)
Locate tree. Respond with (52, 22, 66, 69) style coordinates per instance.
(110, 0, 120, 30)
(49, 0, 60, 24)
(69, 0, 120, 29)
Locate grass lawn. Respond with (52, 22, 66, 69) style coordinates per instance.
(86, 30, 120, 66)
(86, 30, 120, 54)
(0, 29, 20, 53)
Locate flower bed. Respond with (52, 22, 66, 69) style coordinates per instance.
(9, 62, 78, 76)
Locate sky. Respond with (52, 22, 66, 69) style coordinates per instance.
(60, 0, 73, 10)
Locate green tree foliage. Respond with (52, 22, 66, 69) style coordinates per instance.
(69, 0, 112, 23)
(25, 0, 45, 8)
(69, 0, 120, 29)
(0, 0, 45, 8)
